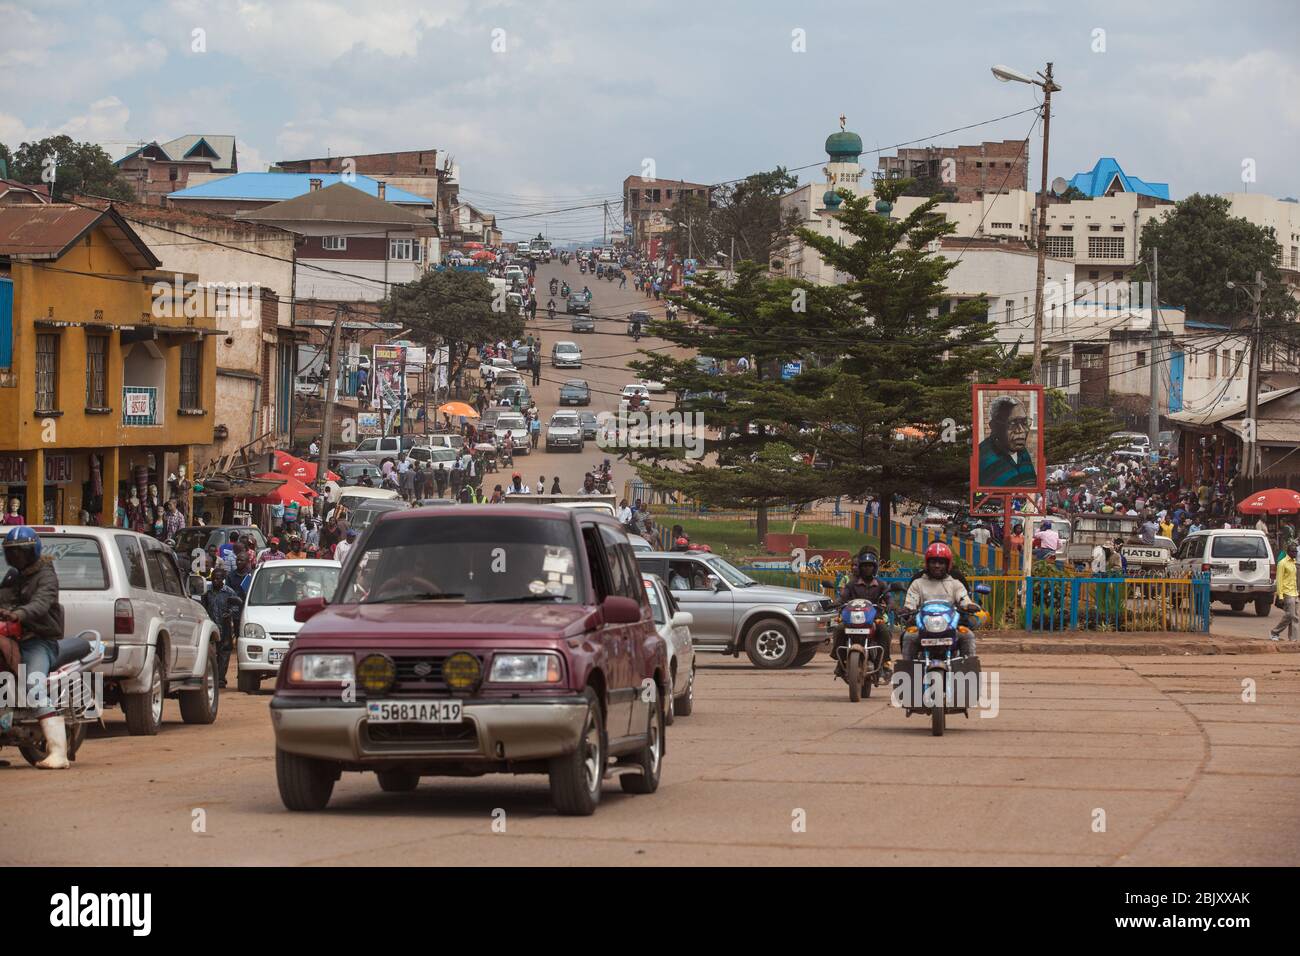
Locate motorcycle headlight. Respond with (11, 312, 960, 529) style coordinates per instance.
(923, 615, 949, 634)
(242, 622, 266, 641)
(489, 653, 562, 683)
(288, 654, 355, 684)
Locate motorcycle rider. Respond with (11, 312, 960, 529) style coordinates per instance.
(833, 548, 893, 678)
(547, 298, 556, 319)
(0, 527, 69, 768)
(901, 542, 978, 660)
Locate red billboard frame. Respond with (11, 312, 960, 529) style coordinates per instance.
(970, 380, 1046, 503)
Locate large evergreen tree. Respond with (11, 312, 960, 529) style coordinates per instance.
(2, 135, 134, 201)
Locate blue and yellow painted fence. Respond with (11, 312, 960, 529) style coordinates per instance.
(853, 510, 1002, 568)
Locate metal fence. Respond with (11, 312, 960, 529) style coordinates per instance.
(735, 566, 1210, 633)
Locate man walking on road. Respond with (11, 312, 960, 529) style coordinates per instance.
(1270, 541, 1298, 642)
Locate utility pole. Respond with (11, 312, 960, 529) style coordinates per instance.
(1149, 247, 1161, 450)
(1244, 269, 1265, 478)
(315, 304, 343, 500)
(1029, 62, 1058, 385)
(602, 200, 608, 248)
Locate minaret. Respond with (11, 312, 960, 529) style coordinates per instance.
(821, 114, 864, 210)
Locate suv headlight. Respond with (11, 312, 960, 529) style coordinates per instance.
(489, 654, 562, 683)
(242, 622, 266, 641)
(288, 654, 355, 683)
(794, 601, 822, 613)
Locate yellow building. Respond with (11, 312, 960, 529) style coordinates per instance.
(0, 204, 217, 526)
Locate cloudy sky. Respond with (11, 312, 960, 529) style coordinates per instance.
(3, 0, 1297, 241)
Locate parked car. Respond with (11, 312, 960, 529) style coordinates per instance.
(493, 369, 524, 390)
(639, 377, 667, 394)
(0, 527, 222, 735)
(422, 434, 465, 452)
(494, 412, 531, 454)
(628, 533, 654, 552)
(500, 384, 532, 409)
(1169, 529, 1276, 615)
(559, 379, 591, 406)
(408, 446, 459, 469)
(546, 412, 585, 452)
(642, 573, 695, 724)
(578, 410, 599, 440)
(635, 551, 836, 669)
(271, 506, 668, 815)
(334, 463, 382, 487)
(174, 525, 267, 564)
(331, 435, 421, 467)
(334, 487, 402, 519)
(237, 560, 342, 693)
(551, 341, 583, 368)
(512, 345, 534, 369)
(570, 314, 595, 333)
(350, 497, 411, 532)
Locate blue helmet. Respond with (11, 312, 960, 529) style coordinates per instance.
(3, 525, 41, 566)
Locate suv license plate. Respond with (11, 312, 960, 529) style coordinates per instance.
(367, 700, 463, 724)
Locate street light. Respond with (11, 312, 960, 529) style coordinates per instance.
(992, 61, 1061, 386)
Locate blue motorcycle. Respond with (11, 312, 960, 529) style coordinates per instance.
(834, 598, 891, 701)
(895, 584, 990, 736)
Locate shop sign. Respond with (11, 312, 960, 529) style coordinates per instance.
(0, 454, 74, 485)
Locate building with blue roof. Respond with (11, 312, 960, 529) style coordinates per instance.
(166, 172, 433, 215)
(1066, 158, 1170, 201)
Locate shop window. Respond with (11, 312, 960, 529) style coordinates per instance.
(86, 334, 108, 407)
(36, 333, 59, 411)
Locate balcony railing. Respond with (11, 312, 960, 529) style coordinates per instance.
(122, 386, 158, 426)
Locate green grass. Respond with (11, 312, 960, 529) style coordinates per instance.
(671, 518, 878, 561)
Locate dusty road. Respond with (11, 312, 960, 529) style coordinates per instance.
(4, 651, 1297, 866)
(496, 256, 688, 500)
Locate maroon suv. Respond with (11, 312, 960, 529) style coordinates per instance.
(271, 505, 668, 816)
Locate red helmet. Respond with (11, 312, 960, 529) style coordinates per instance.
(924, 542, 953, 578)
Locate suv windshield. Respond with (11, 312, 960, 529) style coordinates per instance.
(338, 515, 581, 605)
(1210, 536, 1270, 559)
(248, 565, 341, 606)
(704, 556, 757, 587)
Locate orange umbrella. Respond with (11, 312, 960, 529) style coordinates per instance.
(463, 241, 484, 250)
(438, 401, 479, 418)
(249, 473, 318, 508)
(273, 450, 339, 484)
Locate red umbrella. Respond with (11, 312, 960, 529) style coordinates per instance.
(249, 473, 318, 508)
(273, 450, 339, 484)
(470, 250, 495, 261)
(1237, 488, 1300, 515)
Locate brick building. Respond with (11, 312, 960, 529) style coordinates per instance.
(876, 140, 1028, 202)
(621, 176, 713, 256)
(114, 134, 238, 206)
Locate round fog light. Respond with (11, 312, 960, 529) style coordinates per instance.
(357, 654, 395, 695)
(444, 651, 482, 693)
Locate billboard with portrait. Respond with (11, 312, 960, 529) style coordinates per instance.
(970, 382, 1045, 497)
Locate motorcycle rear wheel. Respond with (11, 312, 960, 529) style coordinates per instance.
(847, 653, 862, 702)
(19, 720, 87, 766)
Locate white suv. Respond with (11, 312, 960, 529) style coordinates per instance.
(1170, 528, 1276, 616)
(1, 527, 221, 735)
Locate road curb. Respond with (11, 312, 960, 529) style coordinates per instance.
(978, 632, 1300, 656)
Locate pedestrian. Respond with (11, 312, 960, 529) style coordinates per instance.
(1270, 541, 1299, 642)
(551, 476, 562, 495)
(334, 529, 357, 565)
(530, 416, 540, 450)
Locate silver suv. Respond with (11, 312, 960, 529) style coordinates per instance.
(1169, 528, 1276, 616)
(635, 551, 835, 668)
(0, 527, 221, 735)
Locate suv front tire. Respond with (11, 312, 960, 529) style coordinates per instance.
(745, 619, 799, 669)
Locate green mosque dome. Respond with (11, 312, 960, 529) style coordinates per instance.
(823, 190, 843, 209)
(825, 130, 863, 161)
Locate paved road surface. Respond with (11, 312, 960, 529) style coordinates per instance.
(493, 257, 688, 501)
(4, 652, 1297, 865)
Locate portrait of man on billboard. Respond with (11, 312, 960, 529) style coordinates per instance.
(977, 391, 1039, 488)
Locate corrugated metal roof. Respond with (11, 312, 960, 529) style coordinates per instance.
(1067, 157, 1170, 201)
(1166, 386, 1300, 426)
(168, 172, 431, 205)
(237, 182, 435, 230)
(0, 204, 160, 269)
(1221, 419, 1300, 445)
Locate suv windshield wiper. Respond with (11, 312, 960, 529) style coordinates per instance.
(364, 591, 465, 604)
(482, 594, 567, 604)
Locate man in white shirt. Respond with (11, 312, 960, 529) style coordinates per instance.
(334, 529, 357, 565)
(970, 523, 991, 546)
(618, 499, 633, 525)
(309, 438, 320, 457)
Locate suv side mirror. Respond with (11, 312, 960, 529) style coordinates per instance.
(601, 595, 641, 625)
(294, 597, 328, 623)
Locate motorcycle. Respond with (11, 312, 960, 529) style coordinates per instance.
(579, 262, 587, 274)
(590, 459, 613, 494)
(834, 596, 894, 702)
(0, 627, 105, 766)
(549, 278, 558, 295)
(895, 584, 990, 736)
(561, 284, 571, 298)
